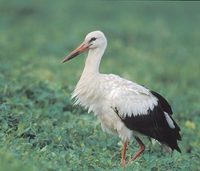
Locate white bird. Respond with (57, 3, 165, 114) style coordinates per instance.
(62, 31, 181, 167)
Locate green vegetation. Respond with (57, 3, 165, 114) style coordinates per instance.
(0, 1, 200, 170)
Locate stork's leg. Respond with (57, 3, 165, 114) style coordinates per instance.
(121, 141, 128, 167)
(130, 136, 145, 161)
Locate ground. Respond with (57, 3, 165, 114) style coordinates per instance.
(0, 1, 200, 171)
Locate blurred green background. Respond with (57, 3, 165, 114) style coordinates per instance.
(0, 1, 200, 171)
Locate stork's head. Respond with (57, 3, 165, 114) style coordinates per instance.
(62, 31, 107, 63)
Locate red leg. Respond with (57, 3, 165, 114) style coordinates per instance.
(121, 141, 128, 167)
(130, 137, 145, 161)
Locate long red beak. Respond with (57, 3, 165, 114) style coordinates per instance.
(62, 42, 89, 63)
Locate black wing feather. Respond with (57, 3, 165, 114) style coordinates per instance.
(150, 90, 173, 114)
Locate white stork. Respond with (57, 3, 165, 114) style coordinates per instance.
(62, 31, 181, 167)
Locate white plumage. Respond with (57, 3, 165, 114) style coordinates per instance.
(72, 73, 158, 140)
(62, 30, 181, 167)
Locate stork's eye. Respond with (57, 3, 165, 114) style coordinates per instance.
(89, 37, 97, 43)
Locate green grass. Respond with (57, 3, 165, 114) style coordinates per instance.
(0, 1, 200, 170)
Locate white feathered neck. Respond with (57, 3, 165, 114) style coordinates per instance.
(72, 45, 106, 110)
(81, 44, 106, 76)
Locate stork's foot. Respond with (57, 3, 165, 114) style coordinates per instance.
(121, 158, 126, 167)
(130, 145, 145, 161)
(120, 137, 145, 167)
(129, 137, 145, 163)
(121, 141, 128, 167)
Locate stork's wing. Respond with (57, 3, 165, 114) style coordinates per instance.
(103, 74, 158, 118)
(103, 74, 181, 152)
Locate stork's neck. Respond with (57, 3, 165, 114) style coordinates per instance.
(81, 47, 106, 77)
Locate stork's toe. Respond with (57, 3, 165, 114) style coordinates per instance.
(121, 158, 126, 167)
